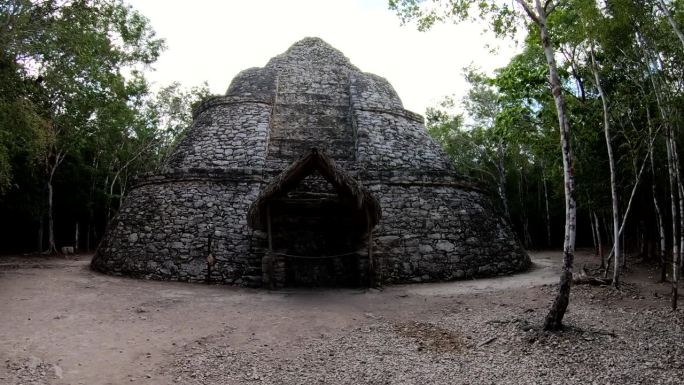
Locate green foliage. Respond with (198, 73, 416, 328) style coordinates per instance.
(0, 0, 211, 252)
(415, 0, 684, 250)
(145, 81, 212, 164)
(389, 0, 519, 37)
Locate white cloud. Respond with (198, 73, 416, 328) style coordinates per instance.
(127, 0, 520, 115)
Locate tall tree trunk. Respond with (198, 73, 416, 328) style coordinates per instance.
(74, 222, 79, 253)
(649, 119, 667, 281)
(666, 133, 679, 309)
(601, 145, 651, 276)
(496, 142, 511, 221)
(519, 169, 532, 247)
(589, 45, 621, 287)
(44, 146, 65, 255)
(46, 177, 57, 254)
(657, 0, 684, 49)
(641, 30, 680, 303)
(542, 164, 552, 247)
(590, 210, 598, 256)
(516, 0, 577, 331)
(673, 142, 684, 273)
(602, 214, 614, 248)
(594, 212, 605, 269)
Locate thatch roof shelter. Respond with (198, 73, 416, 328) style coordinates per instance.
(247, 148, 381, 231)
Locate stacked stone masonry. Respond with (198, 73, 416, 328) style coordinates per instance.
(92, 37, 529, 287)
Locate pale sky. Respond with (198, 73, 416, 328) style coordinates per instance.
(126, 0, 521, 115)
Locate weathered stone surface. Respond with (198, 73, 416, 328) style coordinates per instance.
(92, 37, 529, 287)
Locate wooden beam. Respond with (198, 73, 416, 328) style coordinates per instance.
(267, 204, 273, 252)
(367, 210, 375, 287)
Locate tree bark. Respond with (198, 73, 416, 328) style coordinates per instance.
(589, 44, 621, 287)
(640, 29, 680, 304)
(666, 134, 679, 309)
(515, 0, 577, 331)
(496, 141, 511, 221)
(519, 169, 532, 247)
(594, 212, 604, 269)
(44, 143, 65, 255)
(657, 0, 684, 49)
(601, 145, 652, 276)
(648, 113, 667, 281)
(46, 178, 57, 254)
(542, 164, 552, 247)
(74, 222, 79, 253)
(637, 26, 684, 288)
(672, 141, 684, 273)
(590, 210, 598, 256)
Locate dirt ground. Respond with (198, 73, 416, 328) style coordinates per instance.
(0, 250, 681, 384)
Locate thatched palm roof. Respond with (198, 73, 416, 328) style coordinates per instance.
(247, 149, 381, 230)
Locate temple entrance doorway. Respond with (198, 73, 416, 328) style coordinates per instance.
(247, 149, 380, 288)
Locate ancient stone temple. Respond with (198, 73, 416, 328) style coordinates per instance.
(92, 37, 529, 287)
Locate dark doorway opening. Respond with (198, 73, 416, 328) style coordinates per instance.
(247, 149, 381, 289)
(269, 189, 369, 287)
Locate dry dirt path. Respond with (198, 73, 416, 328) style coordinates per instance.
(0, 251, 681, 384)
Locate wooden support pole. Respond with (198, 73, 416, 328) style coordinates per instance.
(74, 222, 79, 253)
(267, 204, 273, 252)
(266, 204, 275, 289)
(367, 210, 375, 287)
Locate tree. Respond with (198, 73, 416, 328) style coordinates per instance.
(145, 81, 212, 165)
(0, 0, 164, 253)
(390, 0, 578, 330)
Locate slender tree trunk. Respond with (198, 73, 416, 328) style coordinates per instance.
(594, 212, 605, 269)
(590, 210, 598, 256)
(46, 178, 57, 254)
(589, 44, 621, 287)
(518, 0, 577, 331)
(654, 192, 666, 281)
(666, 133, 679, 309)
(44, 148, 65, 255)
(74, 222, 79, 253)
(622, 228, 627, 269)
(673, 142, 684, 273)
(602, 146, 651, 276)
(646, 110, 667, 281)
(542, 164, 552, 247)
(602, 214, 613, 248)
(657, 0, 684, 49)
(642, 31, 680, 303)
(108, 173, 119, 221)
(118, 172, 128, 209)
(519, 169, 532, 247)
(496, 142, 511, 221)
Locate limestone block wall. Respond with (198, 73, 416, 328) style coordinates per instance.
(265, 38, 358, 80)
(363, 175, 529, 283)
(166, 97, 272, 170)
(225, 67, 277, 99)
(266, 45, 355, 164)
(349, 72, 404, 111)
(353, 109, 453, 170)
(92, 171, 263, 285)
(93, 37, 530, 288)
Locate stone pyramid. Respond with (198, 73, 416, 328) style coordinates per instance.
(92, 37, 529, 287)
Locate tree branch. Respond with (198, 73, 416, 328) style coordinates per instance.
(515, 0, 540, 24)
